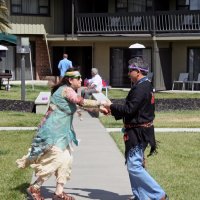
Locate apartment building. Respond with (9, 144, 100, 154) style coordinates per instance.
(2, 0, 200, 90)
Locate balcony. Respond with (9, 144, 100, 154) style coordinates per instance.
(76, 10, 200, 35)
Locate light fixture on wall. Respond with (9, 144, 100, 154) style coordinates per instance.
(129, 43, 145, 49)
(0, 45, 8, 50)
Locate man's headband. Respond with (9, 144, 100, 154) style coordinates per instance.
(128, 64, 149, 73)
(65, 71, 81, 78)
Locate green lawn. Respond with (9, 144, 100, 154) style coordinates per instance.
(0, 111, 42, 127)
(100, 110, 200, 128)
(1, 85, 200, 100)
(1, 87, 200, 199)
(0, 85, 51, 101)
(110, 132, 200, 200)
(0, 131, 34, 200)
(107, 88, 200, 99)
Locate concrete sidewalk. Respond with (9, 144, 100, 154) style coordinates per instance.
(31, 111, 132, 200)
(1, 127, 200, 132)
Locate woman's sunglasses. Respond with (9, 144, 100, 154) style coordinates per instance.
(74, 76, 81, 80)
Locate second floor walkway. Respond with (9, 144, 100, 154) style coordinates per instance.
(76, 10, 200, 35)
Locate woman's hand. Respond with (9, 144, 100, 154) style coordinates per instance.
(99, 105, 110, 115)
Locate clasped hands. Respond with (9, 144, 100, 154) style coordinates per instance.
(99, 100, 112, 115)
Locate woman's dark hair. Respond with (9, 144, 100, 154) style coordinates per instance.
(51, 67, 80, 94)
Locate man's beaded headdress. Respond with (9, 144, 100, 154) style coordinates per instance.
(128, 64, 149, 73)
(128, 57, 149, 73)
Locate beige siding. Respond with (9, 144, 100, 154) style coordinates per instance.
(6, 0, 64, 34)
(93, 41, 128, 82)
(172, 41, 200, 81)
(9, 16, 54, 34)
(94, 43, 110, 81)
(8, 24, 46, 35)
(94, 41, 150, 82)
(172, 42, 187, 81)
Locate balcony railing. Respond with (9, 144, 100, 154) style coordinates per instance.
(76, 10, 200, 34)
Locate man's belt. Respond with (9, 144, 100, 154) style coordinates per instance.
(124, 121, 153, 128)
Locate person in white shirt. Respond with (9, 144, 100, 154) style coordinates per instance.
(81, 68, 103, 99)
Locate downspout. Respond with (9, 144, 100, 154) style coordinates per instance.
(44, 33, 52, 74)
(92, 42, 95, 67)
(72, 0, 75, 38)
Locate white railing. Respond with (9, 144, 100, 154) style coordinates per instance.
(76, 11, 200, 34)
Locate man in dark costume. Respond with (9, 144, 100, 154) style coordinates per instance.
(103, 57, 169, 200)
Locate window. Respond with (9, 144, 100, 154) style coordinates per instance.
(116, 0, 127, 9)
(116, 0, 151, 13)
(11, 0, 50, 16)
(177, 0, 190, 10)
(110, 47, 152, 87)
(188, 48, 200, 81)
(116, 0, 128, 12)
(190, 0, 200, 10)
(177, 0, 200, 10)
(146, 0, 153, 11)
(128, 0, 146, 12)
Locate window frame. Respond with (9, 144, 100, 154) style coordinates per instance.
(187, 47, 200, 81)
(115, 0, 152, 13)
(10, 0, 50, 16)
(176, 0, 190, 10)
(116, 0, 128, 12)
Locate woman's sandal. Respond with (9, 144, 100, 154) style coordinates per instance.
(52, 192, 75, 200)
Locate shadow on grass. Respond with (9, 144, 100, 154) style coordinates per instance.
(12, 182, 30, 195)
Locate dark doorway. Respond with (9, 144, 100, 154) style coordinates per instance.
(110, 47, 152, 87)
(75, 0, 108, 13)
(64, 0, 72, 34)
(155, 0, 169, 11)
(187, 48, 200, 81)
(159, 48, 172, 90)
(52, 46, 92, 81)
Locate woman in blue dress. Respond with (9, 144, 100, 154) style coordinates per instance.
(16, 67, 108, 200)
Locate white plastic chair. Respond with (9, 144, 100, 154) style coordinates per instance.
(172, 73, 189, 90)
(192, 73, 200, 90)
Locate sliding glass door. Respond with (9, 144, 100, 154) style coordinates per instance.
(188, 48, 200, 81)
(110, 47, 152, 87)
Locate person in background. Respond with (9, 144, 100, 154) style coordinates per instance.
(16, 67, 108, 200)
(102, 57, 169, 200)
(58, 53, 73, 78)
(81, 68, 103, 99)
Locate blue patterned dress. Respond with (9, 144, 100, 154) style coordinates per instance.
(17, 85, 100, 166)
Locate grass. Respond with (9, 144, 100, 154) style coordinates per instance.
(0, 85, 51, 101)
(0, 87, 200, 199)
(155, 92, 200, 99)
(99, 110, 200, 128)
(0, 111, 42, 127)
(106, 88, 200, 99)
(2, 85, 200, 100)
(0, 131, 35, 200)
(110, 132, 200, 200)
